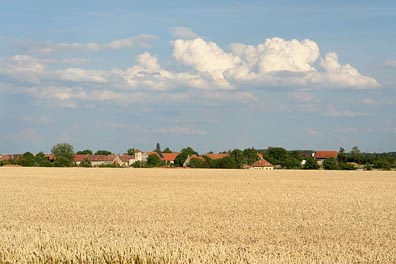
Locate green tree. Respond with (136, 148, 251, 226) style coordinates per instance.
(339, 163, 357, 170)
(218, 156, 238, 169)
(79, 158, 92, 167)
(34, 152, 53, 167)
(146, 154, 162, 167)
(323, 158, 338, 170)
(19, 152, 35, 167)
(303, 157, 319, 170)
(189, 158, 208, 168)
(76, 149, 93, 155)
(51, 143, 75, 167)
(337, 147, 347, 163)
(131, 161, 146, 168)
(229, 149, 247, 167)
(162, 147, 172, 153)
(54, 156, 74, 167)
(243, 148, 259, 165)
(349, 146, 362, 163)
(174, 147, 198, 167)
(126, 148, 135, 156)
(373, 159, 391, 170)
(94, 150, 112, 155)
(282, 157, 301, 169)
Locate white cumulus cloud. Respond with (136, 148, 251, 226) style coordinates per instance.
(172, 37, 378, 89)
(173, 38, 241, 88)
(319, 52, 379, 88)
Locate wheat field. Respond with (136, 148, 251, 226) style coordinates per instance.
(0, 168, 395, 263)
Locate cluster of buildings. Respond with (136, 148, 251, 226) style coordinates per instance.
(1, 150, 339, 170)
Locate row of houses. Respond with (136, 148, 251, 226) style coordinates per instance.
(73, 150, 180, 167)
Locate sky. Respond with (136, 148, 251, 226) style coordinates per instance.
(0, 0, 395, 154)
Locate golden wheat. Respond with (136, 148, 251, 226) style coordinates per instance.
(0, 167, 395, 263)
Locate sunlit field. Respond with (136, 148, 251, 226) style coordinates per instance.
(0, 168, 395, 263)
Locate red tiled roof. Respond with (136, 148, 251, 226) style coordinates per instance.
(205, 153, 229, 160)
(251, 159, 273, 167)
(87, 155, 117, 162)
(74, 154, 89, 162)
(315, 151, 338, 159)
(0, 154, 11, 161)
(161, 152, 180, 162)
(118, 155, 134, 162)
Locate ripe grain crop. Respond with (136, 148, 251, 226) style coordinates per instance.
(0, 168, 395, 263)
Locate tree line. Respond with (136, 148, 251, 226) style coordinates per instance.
(1, 143, 395, 170)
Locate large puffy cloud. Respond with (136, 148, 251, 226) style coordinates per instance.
(173, 38, 240, 87)
(319, 52, 379, 88)
(123, 52, 210, 90)
(173, 37, 379, 88)
(243, 38, 320, 73)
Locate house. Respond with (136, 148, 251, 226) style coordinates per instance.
(313, 151, 338, 165)
(74, 154, 89, 166)
(161, 152, 180, 165)
(114, 155, 135, 167)
(0, 154, 11, 162)
(251, 159, 273, 170)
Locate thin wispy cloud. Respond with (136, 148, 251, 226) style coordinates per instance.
(29, 34, 159, 54)
(169, 27, 203, 40)
(385, 60, 396, 67)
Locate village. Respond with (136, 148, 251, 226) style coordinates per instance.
(1, 144, 393, 170)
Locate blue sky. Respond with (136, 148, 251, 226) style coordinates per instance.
(1, 0, 395, 154)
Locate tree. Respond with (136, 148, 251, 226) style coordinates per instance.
(146, 154, 162, 167)
(229, 149, 247, 167)
(54, 156, 74, 167)
(218, 156, 238, 169)
(126, 148, 135, 156)
(174, 147, 198, 167)
(337, 147, 347, 163)
(339, 163, 357, 170)
(349, 146, 362, 163)
(79, 158, 92, 167)
(373, 159, 391, 170)
(189, 158, 208, 168)
(162, 147, 172, 153)
(131, 161, 146, 168)
(94, 150, 112, 155)
(323, 158, 338, 170)
(282, 156, 301, 169)
(51, 143, 75, 167)
(19, 152, 35, 167)
(34, 152, 53, 167)
(303, 157, 319, 170)
(76, 149, 93, 155)
(243, 148, 259, 165)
